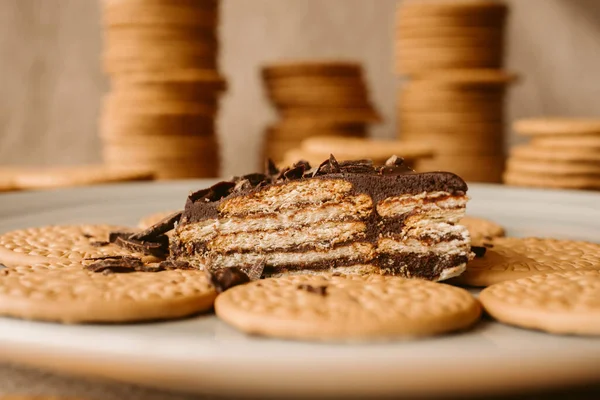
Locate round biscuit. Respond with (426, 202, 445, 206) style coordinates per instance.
(262, 61, 362, 79)
(530, 135, 600, 149)
(0, 267, 216, 323)
(503, 170, 600, 190)
(0, 224, 155, 267)
(513, 118, 600, 136)
(452, 237, 600, 287)
(510, 145, 600, 164)
(102, 0, 218, 28)
(506, 158, 600, 176)
(12, 165, 154, 190)
(301, 136, 433, 161)
(215, 274, 481, 341)
(459, 216, 505, 244)
(480, 270, 600, 335)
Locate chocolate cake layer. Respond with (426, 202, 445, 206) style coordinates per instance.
(171, 156, 472, 281)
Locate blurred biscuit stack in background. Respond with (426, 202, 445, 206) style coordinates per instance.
(261, 61, 381, 165)
(395, 0, 515, 183)
(504, 118, 600, 190)
(99, 0, 226, 179)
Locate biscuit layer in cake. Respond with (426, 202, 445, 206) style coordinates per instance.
(171, 156, 472, 281)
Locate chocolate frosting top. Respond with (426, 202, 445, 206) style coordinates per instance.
(181, 155, 468, 224)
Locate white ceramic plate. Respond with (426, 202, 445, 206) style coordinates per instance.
(0, 181, 599, 399)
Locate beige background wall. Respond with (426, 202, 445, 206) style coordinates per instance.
(0, 0, 599, 176)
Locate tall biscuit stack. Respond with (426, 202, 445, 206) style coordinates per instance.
(504, 118, 600, 191)
(395, 0, 515, 183)
(261, 61, 381, 164)
(99, 0, 226, 179)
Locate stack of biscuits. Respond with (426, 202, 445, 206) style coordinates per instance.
(504, 118, 600, 190)
(99, 0, 226, 179)
(395, 0, 515, 183)
(261, 61, 381, 164)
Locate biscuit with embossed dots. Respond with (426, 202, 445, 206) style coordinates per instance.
(0, 224, 159, 267)
(215, 274, 481, 341)
(0, 267, 216, 323)
(452, 237, 600, 287)
(459, 216, 505, 244)
(480, 270, 600, 335)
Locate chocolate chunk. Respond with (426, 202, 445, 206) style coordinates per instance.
(159, 260, 197, 271)
(242, 173, 268, 187)
(207, 267, 251, 293)
(90, 241, 110, 247)
(297, 284, 328, 296)
(108, 231, 136, 243)
(313, 154, 341, 176)
(241, 259, 265, 281)
(114, 235, 169, 258)
(130, 211, 182, 241)
(86, 256, 144, 274)
(380, 155, 415, 175)
(265, 158, 279, 177)
(471, 246, 488, 258)
(189, 187, 212, 203)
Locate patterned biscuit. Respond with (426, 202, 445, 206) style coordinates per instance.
(0, 267, 216, 323)
(215, 274, 481, 341)
(503, 170, 600, 190)
(13, 165, 154, 190)
(510, 145, 600, 163)
(301, 136, 433, 161)
(530, 135, 600, 149)
(452, 237, 600, 287)
(480, 270, 600, 335)
(506, 158, 600, 176)
(459, 216, 505, 244)
(262, 61, 362, 79)
(514, 118, 600, 136)
(0, 225, 156, 267)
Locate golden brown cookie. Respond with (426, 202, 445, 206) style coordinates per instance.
(510, 145, 600, 163)
(530, 135, 600, 149)
(300, 136, 433, 162)
(0, 224, 155, 267)
(12, 165, 154, 190)
(215, 274, 481, 341)
(480, 270, 600, 335)
(503, 170, 600, 190)
(506, 158, 600, 176)
(281, 107, 382, 124)
(453, 237, 600, 287)
(0, 267, 216, 323)
(513, 118, 600, 136)
(407, 69, 517, 86)
(102, 0, 219, 28)
(262, 61, 362, 79)
(459, 216, 505, 244)
(417, 154, 505, 183)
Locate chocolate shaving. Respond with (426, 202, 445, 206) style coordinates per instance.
(90, 241, 110, 247)
(207, 267, 251, 293)
(114, 235, 169, 258)
(108, 231, 136, 243)
(471, 246, 487, 258)
(241, 259, 265, 281)
(297, 284, 328, 296)
(242, 173, 268, 186)
(380, 155, 414, 175)
(338, 159, 374, 174)
(188, 187, 211, 203)
(86, 256, 144, 274)
(265, 158, 279, 177)
(129, 211, 182, 241)
(159, 260, 197, 271)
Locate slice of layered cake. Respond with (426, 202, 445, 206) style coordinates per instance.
(171, 156, 472, 281)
